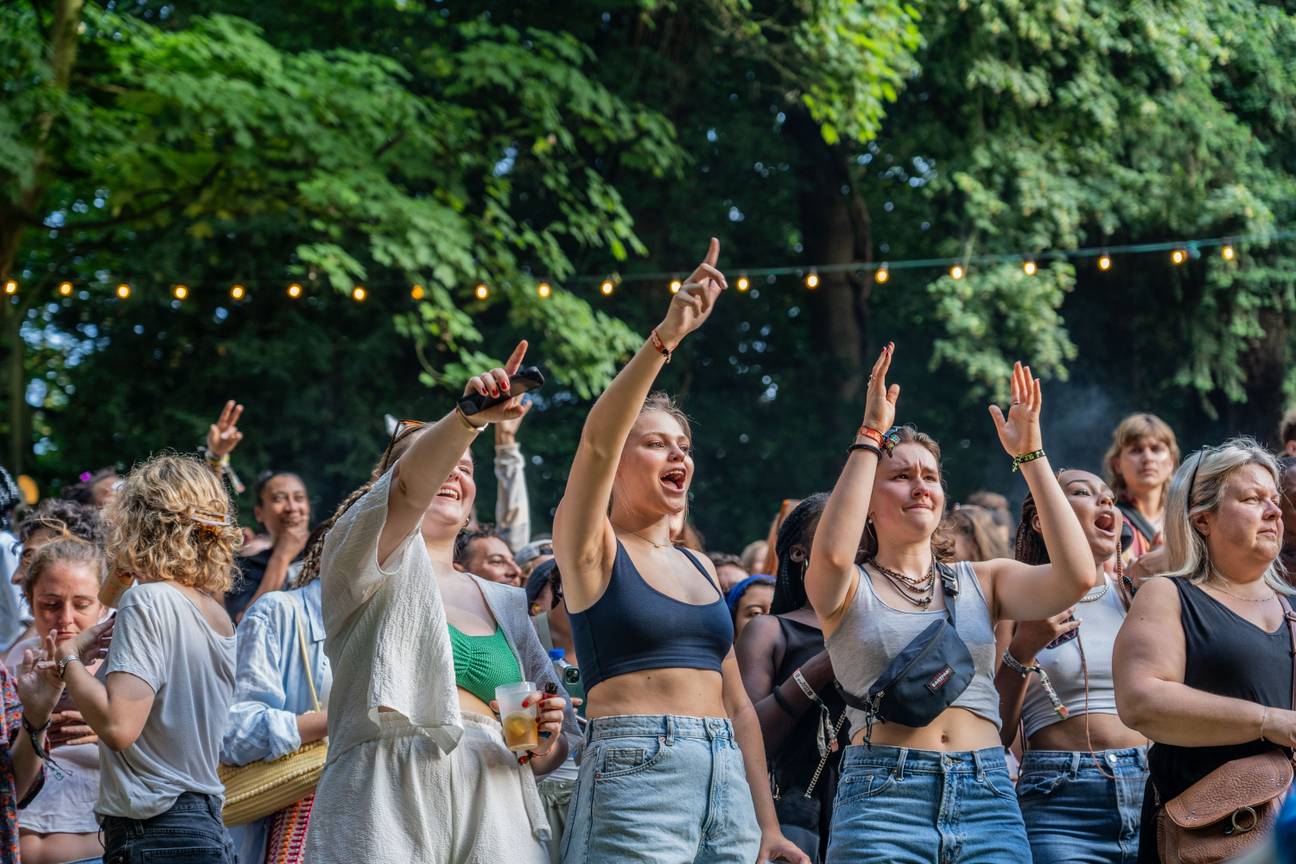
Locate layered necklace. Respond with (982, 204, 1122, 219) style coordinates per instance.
(868, 558, 936, 608)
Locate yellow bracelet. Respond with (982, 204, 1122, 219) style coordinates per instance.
(454, 405, 488, 433)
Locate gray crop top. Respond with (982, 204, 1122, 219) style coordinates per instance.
(1020, 576, 1127, 738)
(827, 561, 1001, 739)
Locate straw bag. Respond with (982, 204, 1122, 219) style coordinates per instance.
(220, 606, 327, 827)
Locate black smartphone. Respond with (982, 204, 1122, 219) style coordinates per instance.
(457, 366, 545, 417)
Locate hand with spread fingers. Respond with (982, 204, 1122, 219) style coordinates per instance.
(206, 400, 245, 459)
(988, 361, 1044, 458)
(463, 340, 532, 426)
(656, 237, 727, 349)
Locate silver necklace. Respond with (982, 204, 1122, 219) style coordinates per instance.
(1079, 580, 1110, 604)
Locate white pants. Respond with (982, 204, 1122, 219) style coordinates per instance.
(304, 712, 549, 864)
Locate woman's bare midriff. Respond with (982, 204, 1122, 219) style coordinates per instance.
(20, 831, 102, 864)
(1027, 713, 1146, 752)
(585, 668, 727, 719)
(850, 706, 1003, 752)
(377, 688, 497, 719)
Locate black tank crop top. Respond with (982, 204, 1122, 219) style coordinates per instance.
(569, 541, 733, 693)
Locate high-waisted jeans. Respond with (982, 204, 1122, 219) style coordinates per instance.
(827, 743, 1030, 863)
(559, 715, 760, 864)
(1017, 747, 1149, 864)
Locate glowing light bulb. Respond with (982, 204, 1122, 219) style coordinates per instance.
(805, 271, 820, 289)
(736, 275, 750, 292)
(116, 283, 131, 299)
(536, 282, 552, 300)
(474, 282, 489, 301)
(172, 284, 189, 300)
(950, 264, 965, 280)
(230, 283, 246, 301)
(352, 286, 367, 302)
(1222, 245, 1236, 261)
(1098, 254, 1112, 271)
(669, 279, 682, 294)
(1171, 249, 1187, 265)
(57, 281, 73, 297)
(286, 283, 302, 299)
(875, 266, 890, 284)
(600, 279, 614, 296)
(2, 280, 16, 296)
(1023, 260, 1037, 276)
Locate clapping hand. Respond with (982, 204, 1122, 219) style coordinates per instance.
(988, 361, 1043, 458)
(656, 238, 727, 347)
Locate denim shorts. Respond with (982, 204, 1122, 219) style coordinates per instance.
(101, 792, 235, 864)
(1017, 747, 1148, 864)
(827, 744, 1030, 864)
(559, 715, 760, 864)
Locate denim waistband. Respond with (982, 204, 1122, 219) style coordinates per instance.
(1020, 746, 1149, 773)
(101, 792, 224, 828)
(586, 714, 734, 743)
(841, 743, 1008, 776)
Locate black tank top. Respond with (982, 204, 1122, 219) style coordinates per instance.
(569, 541, 732, 693)
(1139, 578, 1293, 862)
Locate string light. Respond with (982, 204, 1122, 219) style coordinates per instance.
(1098, 253, 1112, 271)
(287, 283, 303, 299)
(1171, 248, 1187, 265)
(736, 275, 750, 292)
(669, 278, 682, 294)
(474, 282, 489, 300)
(115, 283, 131, 299)
(536, 282, 552, 300)
(57, 281, 73, 297)
(230, 283, 246, 301)
(172, 284, 189, 300)
(805, 271, 820, 289)
(1022, 259, 1037, 276)
(875, 265, 890, 284)
(600, 279, 614, 296)
(1222, 244, 1236, 261)
(350, 286, 366, 302)
(3, 280, 16, 296)
(950, 264, 965, 280)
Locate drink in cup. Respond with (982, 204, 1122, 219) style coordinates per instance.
(496, 682, 539, 752)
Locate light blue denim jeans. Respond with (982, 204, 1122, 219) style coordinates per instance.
(559, 715, 760, 864)
(827, 744, 1030, 864)
(1017, 747, 1148, 864)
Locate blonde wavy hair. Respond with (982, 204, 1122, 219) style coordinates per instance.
(105, 454, 241, 595)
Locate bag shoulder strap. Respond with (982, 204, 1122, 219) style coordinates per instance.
(1278, 593, 1296, 712)
(938, 562, 959, 626)
(294, 595, 322, 713)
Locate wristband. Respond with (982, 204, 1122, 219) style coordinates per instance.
(1011, 449, 1046, 472)
(858, 426, 884, 446)
(792, 669, 824, 706)
(848, 442, 880, 458)
(649, 328, 673, 363)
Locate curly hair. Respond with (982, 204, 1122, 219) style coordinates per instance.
(454, 525, 500, 567)
(25, 537, 106, 603)
(17, 498, 106, 547)
(105, 454, 241, 595)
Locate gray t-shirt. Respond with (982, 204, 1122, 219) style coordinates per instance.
(96, 581, 236, 819)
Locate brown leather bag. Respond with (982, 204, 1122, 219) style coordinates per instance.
(1155, 593, 1296, 864)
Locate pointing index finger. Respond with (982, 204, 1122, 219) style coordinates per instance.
(504, 340, 529, 375)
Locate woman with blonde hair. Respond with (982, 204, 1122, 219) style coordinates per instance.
(54, 454, 239, 862)
(1115, 439, 1296, 862)
(1104, 414, 1180, 565)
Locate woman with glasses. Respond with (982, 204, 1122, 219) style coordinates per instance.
(806, 351, 1095, 862)
(1114, 439, 1296, 862)
(298, 348, 578, 864)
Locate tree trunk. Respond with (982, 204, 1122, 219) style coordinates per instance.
(1226, 307, 1289, 446)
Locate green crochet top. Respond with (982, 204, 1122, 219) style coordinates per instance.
(448, 624, 522, 705)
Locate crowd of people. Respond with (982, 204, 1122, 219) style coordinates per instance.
(0, 238, 1295, 863)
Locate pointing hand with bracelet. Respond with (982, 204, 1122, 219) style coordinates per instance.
(988, 361, 1046, 472)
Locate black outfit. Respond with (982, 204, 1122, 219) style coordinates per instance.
(223, 548, 301, 621)
(769, 616, 850, 864)
(1137, 578, 1294, 862)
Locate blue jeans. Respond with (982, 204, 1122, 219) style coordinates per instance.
(827, 744, 1030, 864)
(1018, 747, 1148, 864)
(559, 715, 760, 864)
(101, 793, 236, 864)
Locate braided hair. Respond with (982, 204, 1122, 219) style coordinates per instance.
(771, 493, 829, 615)
(1014, 488, 1048, 566)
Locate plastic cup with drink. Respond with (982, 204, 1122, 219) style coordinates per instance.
(496, 681, 540, 752)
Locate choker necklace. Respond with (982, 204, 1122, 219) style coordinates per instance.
(627, 530, 671, 549)
(868, 559, 936, 609)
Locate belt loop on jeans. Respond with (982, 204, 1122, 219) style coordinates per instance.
(1069, 751, 1083, 779)
(895, 747, 908, 781)
(664, 715, 675, 746)
(972, 748, 986, 781)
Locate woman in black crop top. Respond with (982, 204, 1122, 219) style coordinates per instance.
(736, 494, 852, 864)
(553, 239, 807, 864)
(1114, 437, 1296, 862)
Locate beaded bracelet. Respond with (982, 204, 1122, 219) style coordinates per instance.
(1011, 449, 1046, 472)
(1002, 650, 1069, 719)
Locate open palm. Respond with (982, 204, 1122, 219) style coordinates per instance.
(988, 361, 1043, 457)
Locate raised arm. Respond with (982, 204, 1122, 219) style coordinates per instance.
(553, 239, 726, 606)
(204, 400, 246, 494)
(975, 363, 1096, 621)
(805, 344, 897, 631)
(1113, 576, 1296, 747)
(494, 403, 533, 552)
(379, 343, 531, 564)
